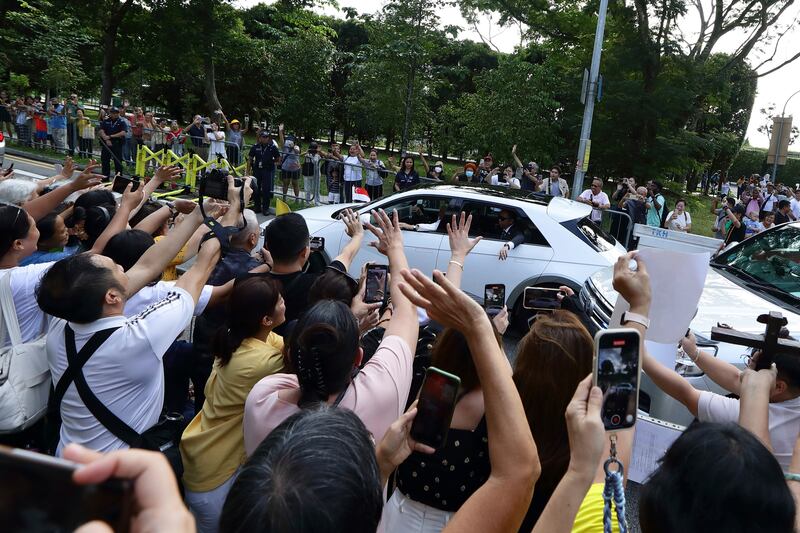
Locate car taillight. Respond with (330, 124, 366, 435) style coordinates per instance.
(0, 132, 4, 142)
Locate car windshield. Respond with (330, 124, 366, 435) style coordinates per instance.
(713, 224, 800, 304)
(575, 217, 617, 251)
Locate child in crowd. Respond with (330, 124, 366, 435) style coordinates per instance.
(327, 165, 341, 204)
(33, 110, 48, 149)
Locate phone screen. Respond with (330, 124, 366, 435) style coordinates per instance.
(410, 367, 461, 449)
(483, 284, 505, 317)
(364, 264, 389, 303)
(594, 329, 641, 430)
(0, 445, 132, 532)
(112, 174, 140, 194)
(309, 236, 325, 252)
(523, 287, 562, 311)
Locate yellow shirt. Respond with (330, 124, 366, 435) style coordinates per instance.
(572, 483, 621, 533)
(180, 333, 284, 491)
(154, 235, 186, 281)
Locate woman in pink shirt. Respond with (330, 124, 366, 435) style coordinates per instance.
(243, 209, 419, 453)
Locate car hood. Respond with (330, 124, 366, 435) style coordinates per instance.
(547, 196, 592, 222)
(589, 265, 800, 336)
(259, 203, 348, 234)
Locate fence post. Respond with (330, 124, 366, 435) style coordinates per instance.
(135, 144, 145, 176)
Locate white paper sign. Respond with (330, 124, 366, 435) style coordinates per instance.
(610, 248, 709, 344)
(628, 415, 685, 484)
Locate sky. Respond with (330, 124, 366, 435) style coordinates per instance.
(237, 0, 800, 149)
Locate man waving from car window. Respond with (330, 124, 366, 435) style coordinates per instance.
(498, 209, 525, 260)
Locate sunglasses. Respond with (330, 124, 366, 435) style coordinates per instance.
(498, 215, 512, 221)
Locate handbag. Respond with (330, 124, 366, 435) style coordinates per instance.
(53, 325, 185, 477)
(82, 124, 95, 139)
(0, 273, 51, 433)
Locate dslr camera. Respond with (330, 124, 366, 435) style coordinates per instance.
(200, 168, 251, 200)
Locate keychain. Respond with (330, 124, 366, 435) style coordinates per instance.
(602, 433, 628, 533)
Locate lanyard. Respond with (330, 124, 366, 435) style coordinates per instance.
(603, 433, 628, 533)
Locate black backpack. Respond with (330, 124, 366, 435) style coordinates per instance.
(658, 194, 670, 228)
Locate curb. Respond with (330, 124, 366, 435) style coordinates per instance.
(6, 146, 71, 167)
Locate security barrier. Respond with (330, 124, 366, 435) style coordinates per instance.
(135, 144, 246, 191)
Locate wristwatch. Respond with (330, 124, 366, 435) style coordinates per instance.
(621, 311, 650, 329)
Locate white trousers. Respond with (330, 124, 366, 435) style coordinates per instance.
(184, 470, 240, 533)
(380, 490, 454, 533)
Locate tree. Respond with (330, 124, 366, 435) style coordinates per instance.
(757, 103, 800, 148)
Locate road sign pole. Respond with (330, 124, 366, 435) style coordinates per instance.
(571, 0, 609, 200)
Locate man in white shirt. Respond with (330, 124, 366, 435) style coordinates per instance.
(791, 190, 800, 221)
(644, 332, 800, 471)
(37, 181, 246, 454)
(762, 183, 778, 215)
(577, 177, 611, 223)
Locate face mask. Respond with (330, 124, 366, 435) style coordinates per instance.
(434, 166, 442, 173)
(465, 170, 474, 178)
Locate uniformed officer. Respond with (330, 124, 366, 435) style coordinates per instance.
(247, 130, 281, 215)
(99, 106, 128, 178)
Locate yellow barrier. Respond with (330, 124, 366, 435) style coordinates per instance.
(135, 145, 246, 191)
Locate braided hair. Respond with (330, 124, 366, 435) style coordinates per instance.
(287, 300, 360, 407)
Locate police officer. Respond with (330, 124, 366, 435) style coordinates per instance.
(99, 106, 127, 178)
(247, 130, 281, 215)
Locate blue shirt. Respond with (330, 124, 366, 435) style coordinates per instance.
(395, 170, 420, 191)
(50, 105, 67, 129)
(19, 246, 79, 266)
(100, 117, 127, 137)
(249, 143, 280, 173)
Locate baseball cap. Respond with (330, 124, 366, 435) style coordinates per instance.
(109, 106, 119, 113)
(230, 119, 240, 125)
(259, 130, 271, 138)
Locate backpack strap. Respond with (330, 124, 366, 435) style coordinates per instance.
(57, 325, 140, 446)
(0, 272, 23, 348)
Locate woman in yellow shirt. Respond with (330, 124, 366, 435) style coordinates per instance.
(180, 276, 286, 533)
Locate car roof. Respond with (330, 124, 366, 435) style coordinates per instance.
(411, 183, 551, 206)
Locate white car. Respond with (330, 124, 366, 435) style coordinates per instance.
(581, 221, 800, 425)
(271, 184, 626, 325)
(0, 130, 5, 166)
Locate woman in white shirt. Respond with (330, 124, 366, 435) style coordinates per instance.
(206, 123, 227, 165)
(666, 199, 692, 232)
(489, 165, 521, 189)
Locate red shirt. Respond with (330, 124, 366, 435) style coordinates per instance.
(34, 116, 47, 132)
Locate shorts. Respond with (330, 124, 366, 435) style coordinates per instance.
(35, 130, 47, 141)
(281, 169, 300, 181)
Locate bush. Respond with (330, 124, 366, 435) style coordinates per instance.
(729, 147, 800, 184)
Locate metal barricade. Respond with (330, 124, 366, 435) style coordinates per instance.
(598, 208, 634, 250)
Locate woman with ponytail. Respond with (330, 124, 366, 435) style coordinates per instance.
(180, 275, 286, 533)
(243, 208, 420, 455)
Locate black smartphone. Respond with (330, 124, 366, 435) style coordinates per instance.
(0, 445, 133, 532)
(410, 367, 461, 449)
(483, 283, 505, 317)
(310, 236, 325, 252)
(593, 328, 642, 431)
(523, 286, 563, 311)
(112, 173, 140, 194)
(364, 263, 389, 303)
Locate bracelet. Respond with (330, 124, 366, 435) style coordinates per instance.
(690, 348, 702, 364)
(448, 260, 464, 271)
(785, 473, 800, 483)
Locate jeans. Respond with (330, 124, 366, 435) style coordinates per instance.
(366, 183, 383, 200)
(381, 490, 454, 533)
(67, 122, 76, 156)
(303, 174, 321, 205)
(185, 470, 240, 533)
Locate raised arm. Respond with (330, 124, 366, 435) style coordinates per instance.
(445, 212, 482, 289)
(680, 332, 744, 394)
(738, 365, 776, 450)
(333, 208, 365, 270)
(131, 165, 183, 217)
(277, 123, 285, 151)
(91, 184, 144, 255)
(23, 163, 103, 221)
(418, 149, 430, 174)
(365, 209, 417, 350)
(398, 270, 539, 533)
(614, 252, 700, 416)
(175, 231, 221, 304)
(511, 144, 524, 169)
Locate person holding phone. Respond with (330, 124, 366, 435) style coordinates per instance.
(577, 178, 611, 223)
(665, 198, 692, 232)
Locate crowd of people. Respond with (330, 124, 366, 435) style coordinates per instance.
(1, 146, 800, 533)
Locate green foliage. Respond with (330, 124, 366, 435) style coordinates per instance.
(729, 148, 800, 183)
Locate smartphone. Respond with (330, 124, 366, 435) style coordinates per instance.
(310, 236, 325, 252)
(410, 367, 461, 449)
(523, 287, 563, 311)
(112, 173, 141, 194)
(364, 263, 389, 304)
(483, 283, 505, 317)
(244, 114, 250, 124)
(0, 445, 133, 532)
(593, 328, 642, 431)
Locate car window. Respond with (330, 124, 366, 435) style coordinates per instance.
(460, 200, 549, 246)
(716, 224, 800, 301)
(374, 196, 460, 232)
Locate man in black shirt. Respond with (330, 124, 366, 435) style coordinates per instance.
(775, 200, 794, 225)
(184, 115, 208, 160)
(717, 204, 747, 255)
(264, 210, 365, 335)
(248, 131, 281, 215)
(98, 107, 127, 178)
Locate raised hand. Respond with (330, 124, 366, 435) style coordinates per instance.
(71, 163, 103, 191)
(172, 198, 197, 215)
(340, 208, 363, 238)
(121, 183, 145, 212)
(565, 375, 605, 478)
(365, 209, 403, 256)
(59, 157, 75, 179)
(153, 165, 182, 184)
(447, 212, 482, 258)
(612, 251, 651, 313)
(376, 402, 435, 478)
(398, 268, 485, 333)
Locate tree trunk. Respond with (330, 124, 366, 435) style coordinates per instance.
(204, 55, 222, 116)
(99, 0, 134, 105)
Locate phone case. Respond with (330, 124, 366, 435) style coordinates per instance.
(592, 328, 642, 432)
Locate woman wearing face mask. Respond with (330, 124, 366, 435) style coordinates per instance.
(452, 162, 478, 183)
(364, 149, 388, 200)
(419, 149, 445, 182)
